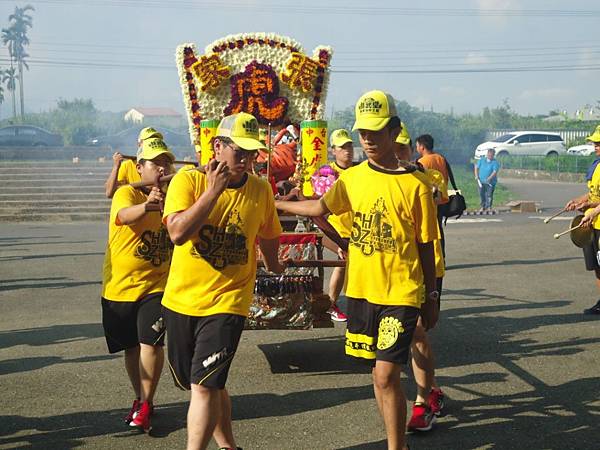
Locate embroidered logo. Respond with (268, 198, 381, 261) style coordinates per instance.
(358, 97, 383, 115)
(377, 317, 405, 350)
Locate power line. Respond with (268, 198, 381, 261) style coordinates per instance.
(3, 0, 600, 18)
(2, 56, 599, 74)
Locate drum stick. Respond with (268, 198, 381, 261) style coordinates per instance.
(257, 260, 346, 268)
(122, 154, 199, 166)
(127, 165, 207, 188)
(544, 207, 567, 224)
(553, 223, 583, 239)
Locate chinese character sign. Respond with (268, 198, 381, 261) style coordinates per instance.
(301, 120, 328, 197)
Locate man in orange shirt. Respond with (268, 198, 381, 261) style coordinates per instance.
(415, 134, 450, 256)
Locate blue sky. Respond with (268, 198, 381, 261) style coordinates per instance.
(0, 0, 599, 119)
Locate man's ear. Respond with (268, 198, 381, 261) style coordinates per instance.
(136, 161, 143, 175)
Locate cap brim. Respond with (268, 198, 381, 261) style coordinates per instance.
(231, 136, 267, 151)
(586, 133, 600, 143)
(138, 149, 175, 162)
(332, 137, 353, 147)
(352, 117, 391, 132)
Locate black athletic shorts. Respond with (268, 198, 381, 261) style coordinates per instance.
(345, 297, 419, 366)
(101, 292, 166, 354)
(582, 229, 600, 271)
(163, 308, 245, 390)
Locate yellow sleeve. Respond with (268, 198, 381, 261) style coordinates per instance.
(163, 171, 199, 222)
(322, 175, 351, 216)
(117, 160, 134, 184)
(412, 186, 440, 244)
(111, 186, 138, 226)
(258, 181, 283, 240)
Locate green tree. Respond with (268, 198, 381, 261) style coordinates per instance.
(2, 5, 34, 118)
(1, 66, 17, 118)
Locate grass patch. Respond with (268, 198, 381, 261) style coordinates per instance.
(450, 165, 512, 210)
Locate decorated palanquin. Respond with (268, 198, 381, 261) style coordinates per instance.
(175, 33, 337, 329)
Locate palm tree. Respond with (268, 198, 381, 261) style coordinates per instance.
(0, 69, 4, 119)
(2, 5, 34, 118)
(2, 67, 17, 119)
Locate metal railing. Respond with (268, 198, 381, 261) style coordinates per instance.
(497, 154, 594, 174)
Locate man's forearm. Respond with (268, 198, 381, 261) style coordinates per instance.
(258, 236, 284, 273)
(275, 199, 330, 217)
(105, 167, 120, 198)
(417, 241, 436, 294)
(166, 189, 221, 245)
(117, 203, 148, 225)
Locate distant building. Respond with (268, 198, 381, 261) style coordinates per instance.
(124, 107, 182, 128)
(543, 107, 600, 123)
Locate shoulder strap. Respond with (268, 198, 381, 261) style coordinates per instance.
(445, 158, 458, 191)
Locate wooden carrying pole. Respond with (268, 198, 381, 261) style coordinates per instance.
(122, 154, 198, 167)
(257, 260, 345, 268)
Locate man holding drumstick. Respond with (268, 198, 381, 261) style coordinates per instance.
(566, 124, 600, 315)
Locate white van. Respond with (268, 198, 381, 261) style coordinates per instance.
(474, 131, 566, 159)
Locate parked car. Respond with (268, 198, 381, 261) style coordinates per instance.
(0, 125, 63, 146)
(474, 131, 566, 159)
(567, 144, 595, 156)
(87, 127, 190, 148)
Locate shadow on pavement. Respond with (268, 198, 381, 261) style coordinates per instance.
(0, 354, 118, 376)
(0, 252, 104, 262)
(0, 323, 104, 350)
(260, 292, 600, 449)
(447, 256, 579, 270)
(0, 405, 184, 449)
(0, 278, 101, 292)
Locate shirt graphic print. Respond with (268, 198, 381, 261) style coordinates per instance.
(351, 197, 397, 256)
(191, 209, 249, 269)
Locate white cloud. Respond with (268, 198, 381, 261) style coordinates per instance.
(439, 86, 467, 97)
(475, 0, 522, 26)
(518, 88, 573, 100)
(464, 52, 490, 65)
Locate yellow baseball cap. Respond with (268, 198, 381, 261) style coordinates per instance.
(586, 124, 600, 143)
(352, 90, 398, 131)
(330, 129, 353, 148)
(138, 127, 163, 142)
(396, 122, 411, 145)
(136, 137, 175, 162)
(216, 112, 267, 151)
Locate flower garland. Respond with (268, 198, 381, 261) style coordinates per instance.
(175, 33, 333, 145)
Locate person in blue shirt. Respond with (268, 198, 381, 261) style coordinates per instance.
(474, 148, 500, 211)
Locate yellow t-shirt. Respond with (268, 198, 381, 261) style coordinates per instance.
(178, 164, 198, 173)
(587, 163, 600, 230)
(161, 170, 283, 317)
(102, 185, 172, 301)
(323, 161, 440, 307)
(327, 161, 354, 238)
(117, 159, 141, 184)
(414, 169, 446, 278)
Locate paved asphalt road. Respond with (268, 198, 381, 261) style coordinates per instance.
(1, 178, 599, 450)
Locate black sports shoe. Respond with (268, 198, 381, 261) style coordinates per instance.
(583, 300, 600, 315)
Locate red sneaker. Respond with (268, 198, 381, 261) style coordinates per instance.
(327, 304, 347, 322)
(428, 388, 445, 416)
(407, 402, 436, 432)
(124, 399, 140, 424)
(130, 400, 152, 432)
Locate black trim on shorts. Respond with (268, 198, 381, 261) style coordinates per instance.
(101, 292, 166, 354)
(163, 308, 245, 390)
